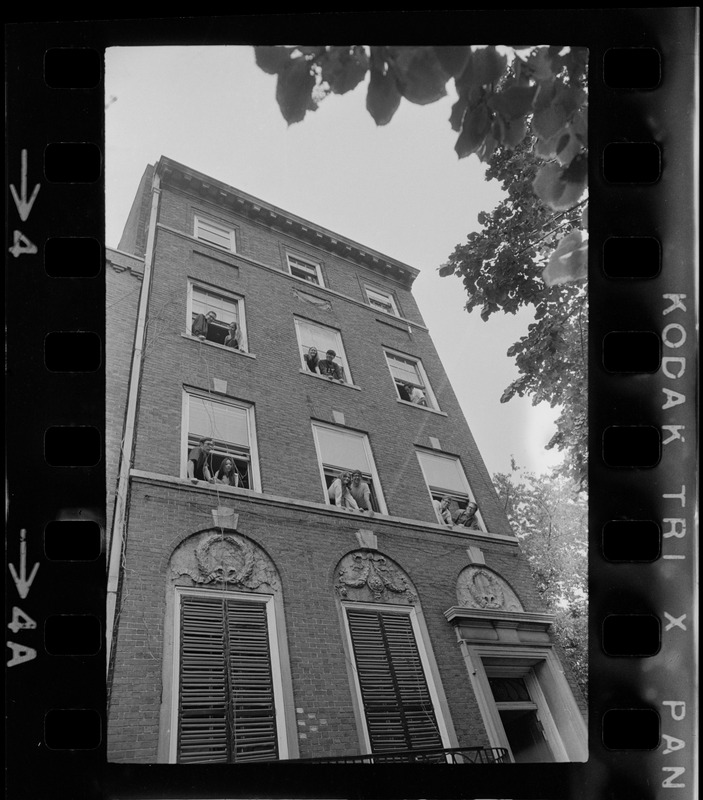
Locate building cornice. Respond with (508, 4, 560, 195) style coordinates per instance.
(156, 156, 420, 288)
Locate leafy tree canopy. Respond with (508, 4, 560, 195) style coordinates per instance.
(494, 460, 588, 697)
(254, 44, 588, 284)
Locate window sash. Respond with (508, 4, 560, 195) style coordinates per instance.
(366, 287, 398, 316)
(177, 594, 278, 764)
(287, 254, 321, 285)
(416, 451, 469, 497)
(194, 215, 236, 251)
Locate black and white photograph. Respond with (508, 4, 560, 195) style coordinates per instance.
(105, 43, 589, 765)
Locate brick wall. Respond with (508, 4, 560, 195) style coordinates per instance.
(108, 481, 536, 762)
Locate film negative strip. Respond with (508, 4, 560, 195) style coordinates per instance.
(5, 11, 698, 800)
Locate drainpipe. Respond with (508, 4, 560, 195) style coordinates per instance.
(106, 168, 161, 675)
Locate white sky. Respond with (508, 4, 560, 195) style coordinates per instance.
(105, 45, 564, 478)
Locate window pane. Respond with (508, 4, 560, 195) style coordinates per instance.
(189, 396, 249, 446)
(316, 426, 369, 472)
(417, 451, 467, 494)
(196, 217, 233, 249)
(296, 320, 345, 374)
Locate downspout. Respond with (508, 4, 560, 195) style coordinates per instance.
(106, 168, 161, 675)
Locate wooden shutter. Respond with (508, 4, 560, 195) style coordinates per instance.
(177, 594, 278, 763)
(347, 608, 443, 753)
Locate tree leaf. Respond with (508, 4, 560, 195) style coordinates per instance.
(449, 96, 468, 132)
(391, 46, 449, 105)
(454, 102, 491, 159)
(320, 46, 369, 95)
(487, 84, 538, 119)
(470, 46, 508, 88)
(254, 45, 293, 75)
(542, 230, 588, 285)
(532, 161, 587, 211)
(275, 58, 317, 124)
(366, 66, 401, 125)
(433, 46, 472, 77)
(438, 262, 455, 277)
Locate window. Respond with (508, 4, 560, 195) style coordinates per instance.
(188, 283, 247, 350)
(344, 606, 448, 754)
(183, 390, 259, 490)
(416, 450, 484, 528)
(384, 351, 437, 409)
(194, 214, 237, 252)
(365, 286, 399, 316)
(174, 589, 286, 763)
(286, 252, 323, 285)
(294, 318, 351, 383)
(311, 423, 386, 513)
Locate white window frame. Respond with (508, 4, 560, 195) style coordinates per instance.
(187, 280, 248, 351)
(415, 449, 486, 530)
(460, 643, 587, 762)
(181, 388, 261, 491)
(193, 213, 237, 252)
(311, 422, 387, 514)
(384, 349, 439, 410)
(294, 317, 352, 384)
(286, 252, 324, 286)
(365, 285, 399, 316)
(168, 586, 289, 763)
(340, 601, 453, 755)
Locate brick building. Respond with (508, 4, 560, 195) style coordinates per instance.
(106, 156, 587, 764)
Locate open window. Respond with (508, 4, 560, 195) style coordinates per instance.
(183, 389, 259, 490)
(193, 213, 237, 252)
(416, 449, 484, 529)
(311, 422, 386, 513)
(188, 282, 247, 351)
(365, 285, 399, 316)
(286, 252, 324, 286)
(294, 317, 351, 383)
(384, 350, 438, 410)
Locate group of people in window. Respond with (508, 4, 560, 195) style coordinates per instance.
(327, 470, 374, 514)
(396, 380, 428, 406)
(433, 495, 480, 529)
(303, 346, 345, 382)
(192, 312, 242, 350)
(187, 437, 246, 488)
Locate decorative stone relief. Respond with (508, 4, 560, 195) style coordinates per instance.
(336, 551, 415, 604)
(292, 287, 332, 310)
(456, 565, 523, 612)
(170, 530, 279, 593)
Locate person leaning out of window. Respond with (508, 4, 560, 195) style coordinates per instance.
(192, 310, 216, 340)
(349, 470, 374, 516)
(304, 346, 320, 373)
(454, 501, 480, 530)
(224, 321, 241, 350)
(187, 437, 215, 484)
(328, 471, 359, 511)
(215, 457, 239, 487)
(433, 495, 453, 525)
(318, 349, 344, 382)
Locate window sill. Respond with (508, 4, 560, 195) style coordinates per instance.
(298, 369, 362, 391)
(396, 399, 447, 416)
(181, 333, 256, 359)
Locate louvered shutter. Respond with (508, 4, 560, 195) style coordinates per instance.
(177, 594, 278, 763)
(347, 609, 443, 753)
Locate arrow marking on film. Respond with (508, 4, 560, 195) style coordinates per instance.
(10, 149, 41, 222)
(9, 529, 40, 600)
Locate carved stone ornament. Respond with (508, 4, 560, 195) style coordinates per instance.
(456, 566, 524, 612)
(170, 530, 279, 593)
(336, 551, 416, 605)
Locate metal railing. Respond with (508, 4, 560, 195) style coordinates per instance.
(294, 745, 509, 764)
